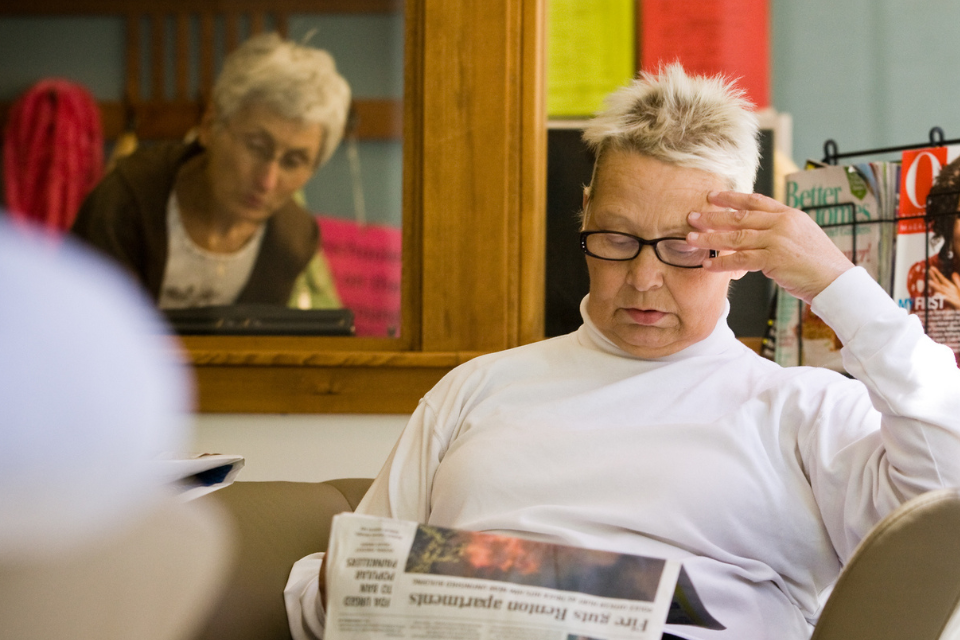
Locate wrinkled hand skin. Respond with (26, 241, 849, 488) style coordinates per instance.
(687, 191, 854, 304)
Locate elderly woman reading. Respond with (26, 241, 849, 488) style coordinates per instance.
(286, 65, 960, 640)
(72, 33, 350, 309)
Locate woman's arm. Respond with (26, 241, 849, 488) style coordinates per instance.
(286, 397, 449, 640)
(687, 191, 960, 560)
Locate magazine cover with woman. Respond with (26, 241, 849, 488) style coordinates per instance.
(893, 146, 960, 364)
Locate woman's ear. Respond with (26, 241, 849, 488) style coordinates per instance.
(196, 104, 217, 148)
(580, 187, 592, 229)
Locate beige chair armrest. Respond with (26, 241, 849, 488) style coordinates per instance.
(192, 479, 373, 640)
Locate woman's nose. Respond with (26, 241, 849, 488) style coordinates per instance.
(254, 161, 280, 192)
(625, 245, 665, 291)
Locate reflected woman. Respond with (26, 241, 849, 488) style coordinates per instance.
(72, 33, 351, 309)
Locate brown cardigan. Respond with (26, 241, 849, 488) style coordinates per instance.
(71, 141, 319, 305)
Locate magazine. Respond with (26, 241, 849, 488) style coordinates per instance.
(775, 164, 889, 371)
(324, 513, 723, 640)
(892, 145, 960, 363)
(857, 161, 901, 295)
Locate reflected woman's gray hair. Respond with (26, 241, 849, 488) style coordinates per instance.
(582, 63, 760, 195)
(212, 32, 352, 167)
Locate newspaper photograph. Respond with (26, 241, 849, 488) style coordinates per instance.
(324, 513, 722, 640)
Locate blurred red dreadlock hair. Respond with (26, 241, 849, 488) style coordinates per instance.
(3, 79, 103, 232)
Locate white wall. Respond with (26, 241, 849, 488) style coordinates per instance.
(772, 0, 960, 166)
(190, 413, 409, 482)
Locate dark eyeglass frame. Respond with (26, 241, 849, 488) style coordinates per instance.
(579, 230, 718, 269)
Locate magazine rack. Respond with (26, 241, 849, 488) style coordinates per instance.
(779, 127, 960, 365)
(820, 127, 960, 166)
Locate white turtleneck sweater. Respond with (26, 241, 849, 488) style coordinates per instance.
(286, 267, 960, 640)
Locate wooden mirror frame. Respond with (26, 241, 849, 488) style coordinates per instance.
(183, 0, 547, 413)
(0, 0, 545, 414)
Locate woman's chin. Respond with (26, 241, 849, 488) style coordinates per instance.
(608, 325, 685, 359)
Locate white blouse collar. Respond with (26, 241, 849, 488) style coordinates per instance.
(576, 294, 739, 361)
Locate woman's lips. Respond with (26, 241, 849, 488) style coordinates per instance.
(624, 308, 666, 325)
(243, 195, 266, 209)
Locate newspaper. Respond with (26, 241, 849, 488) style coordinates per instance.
(324, 513, 723, 640)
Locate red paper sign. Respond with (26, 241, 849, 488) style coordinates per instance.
(640, 0, 769, 109)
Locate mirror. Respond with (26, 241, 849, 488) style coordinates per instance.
(1, 0, 546, 414)
(0, 5, 404, 338)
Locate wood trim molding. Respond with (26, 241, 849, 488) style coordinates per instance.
(519, 0, 547, 344)
(189, 350, 487, 413)
(419, 0, 545, 353)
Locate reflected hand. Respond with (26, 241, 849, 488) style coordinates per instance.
(929, 265, 960, 310)
(687, 191, 854, 304)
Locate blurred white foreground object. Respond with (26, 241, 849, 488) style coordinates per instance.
(0, 218, 233, 640)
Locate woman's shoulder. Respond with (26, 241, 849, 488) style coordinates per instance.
(113, 141, 199, 184)
(426, 333, 579, 391)
(73, 143, 196, 241)
(95, 141, 200, 218)
(463, 332, 581, 370)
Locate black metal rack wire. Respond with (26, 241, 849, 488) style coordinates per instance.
(821, 127, 960, 165)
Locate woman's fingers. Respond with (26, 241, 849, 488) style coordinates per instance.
(687, 190, 853, 303)
(707, 190, 787, 215)
(929, 266, 949, 288)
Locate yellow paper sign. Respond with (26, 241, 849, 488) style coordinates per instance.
(547, 0, 636, 118)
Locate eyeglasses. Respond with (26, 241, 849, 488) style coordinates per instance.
(224, 124, 318, 177)
(579, 231, 717, 269)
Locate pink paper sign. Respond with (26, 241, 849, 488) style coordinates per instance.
(318, 216, 402, 337)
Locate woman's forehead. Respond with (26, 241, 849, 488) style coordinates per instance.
(593, 152, 724, 195)
(588, 152, 726, 227)
(223, 102, 324, 154)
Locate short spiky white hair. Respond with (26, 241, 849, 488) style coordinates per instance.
(213, 32, 351, 167)
(582, 63, 760, 194)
